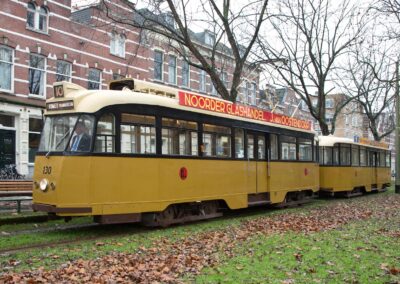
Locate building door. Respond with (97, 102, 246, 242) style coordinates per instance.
(0, 129, 16, 170)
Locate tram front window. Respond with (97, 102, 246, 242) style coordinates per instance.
(39, 115, 94, 152)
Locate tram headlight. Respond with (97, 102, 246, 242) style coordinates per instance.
(39, 179, 49, 192)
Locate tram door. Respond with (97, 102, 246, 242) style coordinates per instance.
(247, 132, 268, 193)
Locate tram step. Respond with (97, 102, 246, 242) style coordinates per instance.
(248, 200, 271, 207)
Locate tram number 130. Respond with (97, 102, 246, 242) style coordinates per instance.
(42, 166, 52, 175)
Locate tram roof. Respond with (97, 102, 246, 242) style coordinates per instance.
(46, 81, 314, 134)
(318, 135, 389, 150)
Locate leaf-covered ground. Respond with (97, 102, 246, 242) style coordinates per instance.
(1, 192, 399, 283)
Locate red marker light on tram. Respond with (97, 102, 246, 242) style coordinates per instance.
(179, 167, 188, 180)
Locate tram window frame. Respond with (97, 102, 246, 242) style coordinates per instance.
(161, 118, 198, 156)
(386, 151, 391, 168)
(379, 150, 386, 167)
(322, 146, 333, 165)
(333, 145, 340, 165)
(120, 113, 156, 154)
(270, 134, 278, 160)
(360, 146, 367, 166)
(368, 150, 376, 167)
(298, 138, 312, 161)
(234, 128, 245, 159)
(351, 145, 359, 166)
(202, 124, 231, 158)
(94, 113, 116, 153)
(280, 135, 296, 161)
(258, 134, 266, 160)
(247, 133, 255, 159)
(340, 144, 351, 166)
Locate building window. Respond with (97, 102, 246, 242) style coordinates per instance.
(325, 98, 334, 109)
(205, 32, 215, 46)
(182, 61, 189, 87)
(120, 114, 156, 154)
(28, 54, 46, 97)
(29, 118, 43, 163)
(154, 50, 163, 81)
(26, 3, 48, 33)
(110, 33, 126, 57)
(162, 118, 198, 156)
(113, 73, 125, 80)
(0, 46, 13, 92)
(199, 70, 206, 92)
(221, 71, 228, 88)
(247, 82, 256, 105)
(88, 68, 101, 90)
(56, 61, 71, 82)
(168, 55, 177, 84)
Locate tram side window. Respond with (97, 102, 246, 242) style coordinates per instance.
(120, 114, 156, 154)
(323, 147, 333, 165)
(95, 113, 115, 153)
(280, 135, 296, 160)
(369, 150, 376, 167)
(379, 151, 386, 167)
(235, 129, 244, 158)
(351, 145, 359, 166)
(298, 138, 312, 161)
(258, 135, 266, 160)
(386, 151, 391, 168)
(360, 146, 367, 166)
(202, 124, 231, 158)
(162, 118, 198, 156)
(340, 144, 351, 166)
(270, 134, 278, 160)
(333, 145, 339, 165)
(247, 134, 254, 159)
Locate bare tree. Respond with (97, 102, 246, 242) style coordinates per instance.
(340, 31, 397, 141)
(374, 0, 400, 39)
(96, 0, 270, 102)
(256, 0, 366, 135)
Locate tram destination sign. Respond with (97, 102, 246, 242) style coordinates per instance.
(46, 100, 74, 111)
(179, 91, 312, 131)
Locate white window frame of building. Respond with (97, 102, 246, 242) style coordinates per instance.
(168, 54, 177, 85)
(88, 68, 101, 90)
(26, 2, 49, 33)
(0, 46, 14, 93)
(55, 60, 71, 82)
(28, 117, 42, 164)
(182, 60, 190, 88)
(28, 54, 46, 97)
(205, 32, 215, 46)
(110, 33, 126, 58)
(154, 50, 163, 81)
(211, 81, 217, 96)
(246, 82, 256, 105)
(199, 70, 206, 92)
(221, 71, 228, 88)
(352, 116, 358, 127)
(325, 98, 334, 109)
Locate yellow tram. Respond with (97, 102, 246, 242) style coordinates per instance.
(318, 136, 391, 197)
(32, 79, 319, 225)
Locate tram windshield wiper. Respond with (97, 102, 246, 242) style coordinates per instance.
(46, 130, 71, 158)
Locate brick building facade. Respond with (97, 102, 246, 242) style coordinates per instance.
(0, 0, 260, 178)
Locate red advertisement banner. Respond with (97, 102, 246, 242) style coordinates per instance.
(178, 91, 312, 131)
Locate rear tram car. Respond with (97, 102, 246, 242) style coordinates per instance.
(32, 79, 319, 225)
(318, 136, 391, 197)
